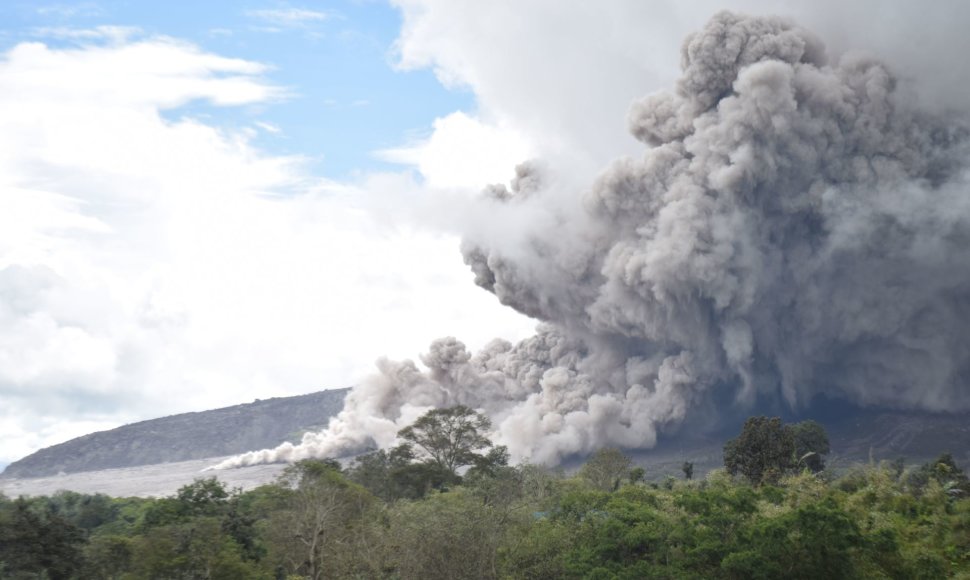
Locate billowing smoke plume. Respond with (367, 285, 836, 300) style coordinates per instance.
(215, 11, 970, 469)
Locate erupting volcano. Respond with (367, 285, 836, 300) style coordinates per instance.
(217, 11, 970, 470)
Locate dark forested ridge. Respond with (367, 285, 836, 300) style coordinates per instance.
(2, 389, 349, 478)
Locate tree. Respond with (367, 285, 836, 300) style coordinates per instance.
(467, 445, 511, 479)
(908, 452, 970, 497)
(890, 457, 906, 481)
(47, 491, 117, 531)
(128, 518, 259, 580)
(142, 477, 232, 528)
(346, 448, 402, 501)
(629, 467, 646, 484)
(0, 497, 85, 580)
(579, 448, 633, 492)
(82, 534, 133, 579)
(347, 443, 461, 500)
(724, 416, 794, 485)
(722, 499, 862, 579)
(175, 477, 231, 515)
(790, 420, 830, 473)
(265, 459, 379, 579)
(222, 495, 263, 563)
(347, 407, 503, 500)
(517, 463, 561, 505)
(398, 405, 496, 475)
(384, 488, 507, 580)
(682, 461, 694, 480)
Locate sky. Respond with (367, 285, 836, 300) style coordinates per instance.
(2, 0, 969, 470)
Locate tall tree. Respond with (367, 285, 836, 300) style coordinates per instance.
(266, 459, 379, 580)
(0, 497, 85, 580)
(723, 416, 795, 485)
(397, 405, 497, 475)
(579, 448, 633, 491)
(347, 444, 457, 500)
(385, 489, 506, 580)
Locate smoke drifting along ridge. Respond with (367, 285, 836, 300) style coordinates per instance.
(216, 11, 970, 469)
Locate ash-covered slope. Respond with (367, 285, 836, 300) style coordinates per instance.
(2, 388, 349, 478)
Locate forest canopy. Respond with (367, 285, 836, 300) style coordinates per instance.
(2, 409, 969, 579)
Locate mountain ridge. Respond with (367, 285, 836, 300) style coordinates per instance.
(6, 388, 970, 489)
(2, 388, 349, 479)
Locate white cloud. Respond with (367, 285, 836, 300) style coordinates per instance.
(254, 120, 282, 134)
(5, 37, 283, 109)
(377, 111, 532, 190)
(391, 1, 679, 181)
(0, 35, 534, 466)
(391, 0, 970, 181)
(246, 7, 330, 28)
(32, 25, 141, 44)
(36, 3, 104, 19)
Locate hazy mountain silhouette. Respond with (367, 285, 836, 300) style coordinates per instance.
(2, 388, 349, 478)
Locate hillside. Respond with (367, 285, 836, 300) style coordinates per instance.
(5, 385, 970, 497)
(625, 408, 970, 479)
(1, 388, 349, 478)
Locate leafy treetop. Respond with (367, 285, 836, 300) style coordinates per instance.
(397, 405, 496, 474)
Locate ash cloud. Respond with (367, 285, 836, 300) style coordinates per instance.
(216, 11, 970, 469)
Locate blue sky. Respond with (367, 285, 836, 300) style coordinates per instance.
(0, 1, 473, 179)
(0, 0, 543, 468)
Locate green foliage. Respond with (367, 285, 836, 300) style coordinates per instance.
(347, 445, 462, 501)
(347, 406, 506, 501)
(628, 466, 646, 484)
(265, 458, 380, 579)
(724, 499, 863, 579)
(724, 416, 794, 485)
(890, 457, 907, 481)
(3, 416, 970, 579)
(384, 488, 508, 580)
(517, 462, 562, 507)
(500, 517, 574, 579)
(176, 476, 231, 513)
(464, 464, 523, 509)
(724, 416, 831, 485)
(82, 534, 133, 579)
(345, 447, 407, 500)
(0, 496, 86, 579)
(579, 448, 634, 492)
(467, 444, 511, 479)
(128, 517, 260, 580)
(397, 404, 495, 474)
(46, 490, 118, 531)
(790, 420, 831, 473)
(141, 477, 234, 528)
(906, 452, 970, 498)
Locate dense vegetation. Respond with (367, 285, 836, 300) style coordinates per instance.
(2, 410, 969, 579)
